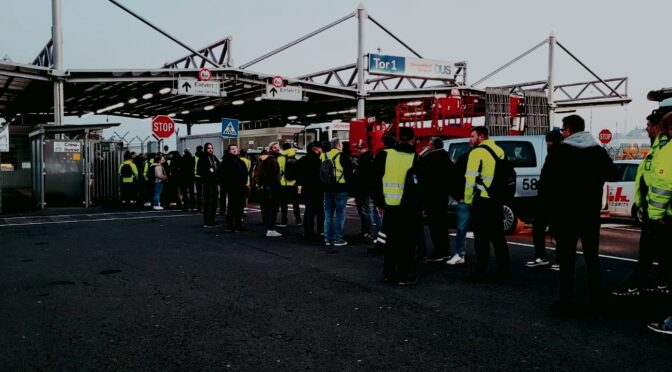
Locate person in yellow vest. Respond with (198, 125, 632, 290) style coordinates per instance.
(321, 138, 352, 247)
(463, 126, 510, 282)
(118, 151, 138, 205)
(612, 110, 669, 296)
(647, 111, 672, 335)
(374, 127, 420, 285)
(278, 143, 302, 227)
(240, 149, 252, 217)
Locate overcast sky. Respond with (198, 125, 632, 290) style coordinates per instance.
(2, 0, 668, 146)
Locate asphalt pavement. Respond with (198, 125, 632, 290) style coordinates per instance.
(1, 205, 670, 371)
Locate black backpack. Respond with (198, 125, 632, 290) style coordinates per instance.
(283, 155, 298, 181)
(478, 145, 516, 201)
(320, 152, 342, 185)
(120, 163, 134, 178)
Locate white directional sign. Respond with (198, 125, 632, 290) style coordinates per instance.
(177, 78, 221, 97)
(264, 84, 302, 101)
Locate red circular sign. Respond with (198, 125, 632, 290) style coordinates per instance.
(598, 129, 612, 145)
(198, 68, 212, 81)
(152, 115, 175, 139)
(271, 76, 284, 88)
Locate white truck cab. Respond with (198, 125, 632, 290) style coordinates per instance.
(443, 135, 548, 234)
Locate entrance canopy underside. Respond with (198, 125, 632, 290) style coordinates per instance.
(0, 60, 460, 128)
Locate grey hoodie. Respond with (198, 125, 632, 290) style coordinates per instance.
(563, 131, 599, 148)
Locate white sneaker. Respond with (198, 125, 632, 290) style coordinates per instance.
(266, 230, 282, 237)
(153, 206, 164, 210)
(446, 254, 465, 265)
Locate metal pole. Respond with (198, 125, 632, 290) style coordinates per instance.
(84, 130, 90, 208)
(52, 0, 64, 126)
(40, 134, 46, 209)
(107, 0, 221, 68)
(240, 11, 356, 69)
(356, 4, 366, 119)
(548, 32, 555, 127)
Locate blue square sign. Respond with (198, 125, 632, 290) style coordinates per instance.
(221, 118, 239, 139)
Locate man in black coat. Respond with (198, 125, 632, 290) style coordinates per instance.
(351, 145, 378, 240)
(218, 144, 248, 231)
(418, 137, 456, 262)
(297, 141, 324, 241)
(544, 115, 617, 316)
(196, 142, 220, 228)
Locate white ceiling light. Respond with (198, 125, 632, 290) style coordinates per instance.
(254, 96, 263, 102)
(81, 111, 95, 117)
(306, 113, 317, 118)
(159, 87, 171, 94)
(180, 110, 190, 115)
(349, 108, 357, 113)
(204, 105, 214, 111)
(287, 115, 298, 120)
(327, 111, 337, 115)
(142, 93, 153, 99)
(168, 113, 176, 118)
(128, 98, 138, 104)
(232, 100, 244, 105)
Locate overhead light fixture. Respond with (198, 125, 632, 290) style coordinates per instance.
(287, 115, 298, 120)
(128, 98, 138, 104)
(232, 100, 244, 105)
(168, 113, 176, 118)
(306, 113, 317, 118)
(181, 110, 190, 115)
(81, 111, 95, 117)
(327, 111, 337, 115)
(349, 108, 357, 113)
(254, 96, 263, 102)
(159, 87, 171, 94)
(204, 105, 214, 111)
(142, 93, 153, 99)
(95, 102, 124, 114)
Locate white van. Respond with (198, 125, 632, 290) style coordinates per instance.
(604, 160, 640, 222)
(443, 135, 548, 234)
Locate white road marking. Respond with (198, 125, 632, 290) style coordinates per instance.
(451, 233, 640, 263)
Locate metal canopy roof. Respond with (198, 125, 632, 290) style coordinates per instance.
(0, 60, 460, 128)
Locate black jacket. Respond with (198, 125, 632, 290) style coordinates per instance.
(350, 150, 376, 195)
(544, 132, 617, 220)
(218, 153, 247, 192)
(417, 149, 455, 209)
(259, 153, 281, 189)
(197, 153, 220, 185)
(297, 150, 322, 193)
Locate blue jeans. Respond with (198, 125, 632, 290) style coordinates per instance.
(153, 182, 163, 207)
(324, 192, 348, 242)
(454, 201, 470, 256)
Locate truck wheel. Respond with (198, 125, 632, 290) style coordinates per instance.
(502, 204, 523, 235)
(631, 204, 644, 225)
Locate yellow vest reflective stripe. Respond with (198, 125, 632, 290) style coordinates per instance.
(382, 149, 414, 206)
(194, 156, 201, 178)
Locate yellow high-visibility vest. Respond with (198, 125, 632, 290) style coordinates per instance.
(382, 149, 414, 206)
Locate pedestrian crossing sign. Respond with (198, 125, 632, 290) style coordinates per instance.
(221, 118, 239, 139)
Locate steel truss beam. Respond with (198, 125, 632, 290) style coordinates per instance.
(32, 39, 54, 68)
(163, 37, 232, 68)
(495, 77, 630, 107)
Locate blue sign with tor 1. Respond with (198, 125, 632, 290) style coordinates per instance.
(369, 54, 405, 75)
(221, 118, 239, 139)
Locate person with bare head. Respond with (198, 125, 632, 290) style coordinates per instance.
(644, 111, 672, 335)
(196, 142, 221, 228)
(219, 144, 248, 231)
(544, 114, 616, 318)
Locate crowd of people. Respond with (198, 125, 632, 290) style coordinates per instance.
(118, 112, 672, 334)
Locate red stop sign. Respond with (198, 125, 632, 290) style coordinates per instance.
(152, 115, 175, 138)
(598, 129, 612, 145)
